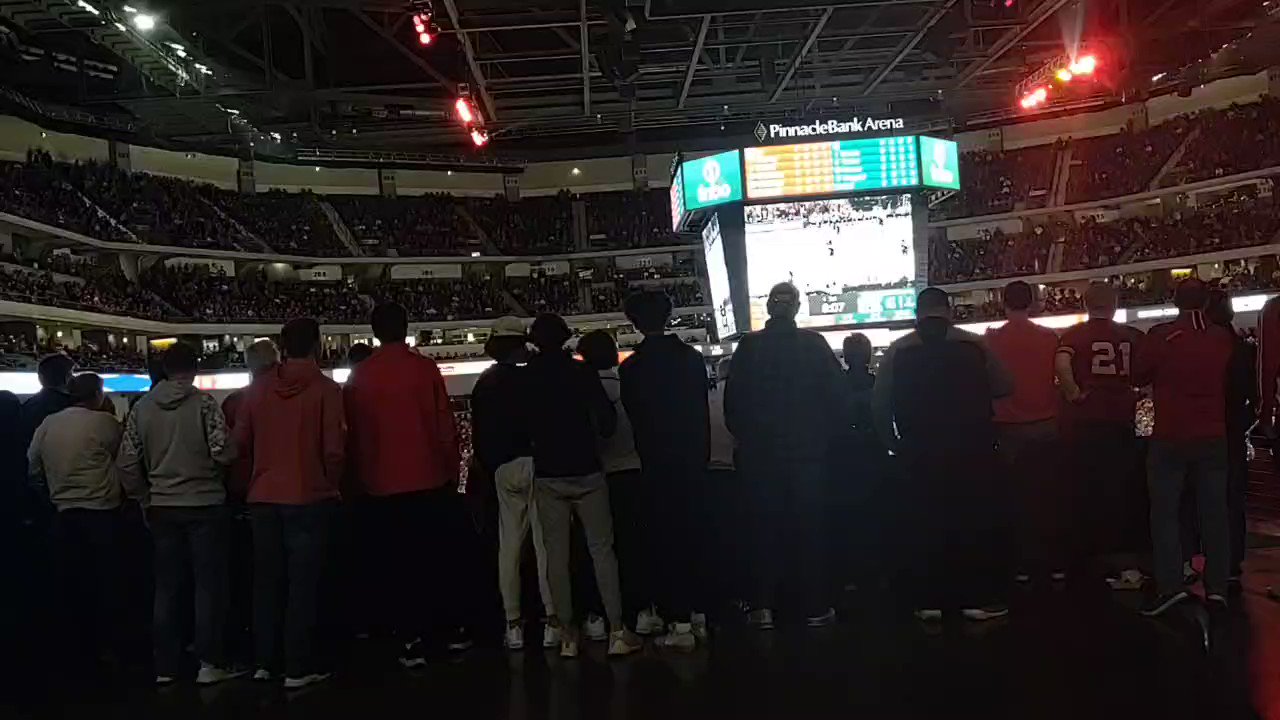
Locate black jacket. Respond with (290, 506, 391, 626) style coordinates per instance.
(1225, 331, 1258, 436)
(470, 362, 532, 474)
(525, 349, 616, 478)
(20, 388, 70, 451)
(724, 317, 848, 461)
(619, 334, 709, 471)
(873, 317, 1012, 452)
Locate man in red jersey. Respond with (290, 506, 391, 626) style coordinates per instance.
(343, 302, 461, 668)
(986, 281, 1064, 584)
(1056, 283, 1144, 588)
(1132, 278, 1234, 616)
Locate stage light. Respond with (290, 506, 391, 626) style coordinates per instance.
(1056, 68, 1073, 82)
(132, 12, 155, 31)
(455, 97, 476, 124)
(412, 12, 435, 46)
(469, 128, 489, 147)
(1068, 55, 1097, 75)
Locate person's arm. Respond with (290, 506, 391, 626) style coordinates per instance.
(1055, 348, 1084, 403)
(1132, 327, 1164, 388)
(687, 349, 712, 465)
(723, 340, 751, 438)
(116, 407, 148, 503)
(871, 343, 899, 450)
(199, 393, 236, 466)
(321, 382, 347, 488)
(424, 363, 460, 482)
(586, 365, 617, 440)
(26, 420, 47, 499)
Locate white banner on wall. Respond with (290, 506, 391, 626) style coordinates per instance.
(615, 253, 674, 270)
(1073, 208, 1120, 224)
(298, 265, 343, 282)
(389, 264, 464, 280)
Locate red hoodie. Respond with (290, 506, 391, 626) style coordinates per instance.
(235, 360, 346, 505)
(343, 343, 459, 496)
(1133, 311, 1233, 441)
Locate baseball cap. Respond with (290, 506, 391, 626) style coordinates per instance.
(491, 316, 526, 338)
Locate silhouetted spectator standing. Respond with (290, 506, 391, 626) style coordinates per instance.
(21, 354, 74, 461)
(222, 339, 279, 501)
(118, 343, 239, 686)
(471, 317, 556, 651)
(984, 281, 1065, 584)
(343, 303, 461, 667)
(235, 318, 345, 689)
(873, 287, 1013, 623)
(524, 314, 641, 658)
(1134, 279, 1233, 616)
(726, 282, 848, 629)
(833, 333, 887, 589)
(27, 373, 124, 674)
(619, 291, 710, 648)
(1205, 289, 1258, 586)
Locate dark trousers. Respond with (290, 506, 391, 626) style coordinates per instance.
(251, 502, 335, 678)
(1067, 422, 1144, 562)
(1227, 431, 1248, 578)
(1148, 439, 1230, 596)
(743, 454, 826, 617)
(997, 419, 1069, 576)
(902, 442, 1007, 611)
(365, 488, 464, 647)
(54, 508, 127, 666)
(150, 505, 231, 676)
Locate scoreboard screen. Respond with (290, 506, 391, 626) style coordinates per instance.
(744, 136, 921, 200)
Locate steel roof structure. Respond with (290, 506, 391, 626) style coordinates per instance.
(0, 0, 1272, 163)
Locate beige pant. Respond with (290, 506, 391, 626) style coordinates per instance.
(495, 457, 554, 622)
(534, 473, 624, 630)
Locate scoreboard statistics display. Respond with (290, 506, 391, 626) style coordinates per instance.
(744, 136, 920, 200)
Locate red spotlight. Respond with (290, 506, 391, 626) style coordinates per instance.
(470, 128, 489, 147)
(418, 31, 433, 45)
(413, 13, 435, 46)
(455, 97, 476, 124)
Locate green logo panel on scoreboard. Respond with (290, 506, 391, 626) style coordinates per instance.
(919, 136, 961, 190)
(682, 150, 743, 211)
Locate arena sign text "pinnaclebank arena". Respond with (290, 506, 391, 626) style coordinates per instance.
(755, 117, 906, 142)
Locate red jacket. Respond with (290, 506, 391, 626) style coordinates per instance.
(1134, 312, 1233, 441)
(235, 360, 346, 505)
(986, 316, 1060, 424)
(343, 343, 459, 496)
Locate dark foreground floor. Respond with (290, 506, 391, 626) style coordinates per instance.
(12, 546, 1280, 720)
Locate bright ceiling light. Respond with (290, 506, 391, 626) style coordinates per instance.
(1055, 68, 1073, 82)
(122, 4, 137, 12)
(1068, 55, 1097, 75)
(132, 13, 156, 31)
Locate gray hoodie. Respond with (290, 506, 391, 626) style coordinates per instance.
(118, 379, 235, 507)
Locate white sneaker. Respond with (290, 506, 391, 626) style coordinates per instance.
(543, 622, 562, 649)
(560, 634, 580, 659)
(746, 608, 775, 630)
(607, 629, 643, 657)
(583, 614, 608, 642)
(636, 607, 664, 636)
(505, 623, 525, 650)
(155, 675, 176, 687)
(195, 664, 246, 685)
(1107, 569, 1145, 591)
(690, 612, 708, 642)
(914, 609, 943, 622)
(283, 673, 332, 690)
(252, 669, 274, 682)
(654, 624, 696, 652)
(961, 605, 1010, 621)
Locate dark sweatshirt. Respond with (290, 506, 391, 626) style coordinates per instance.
(725, 317, 849, 462)
(471, 362, 532, 474)
(619, 334, 709, 471)
(524, 349, 616, 479)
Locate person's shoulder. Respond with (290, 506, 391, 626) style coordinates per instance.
(946, 325, 986, 346)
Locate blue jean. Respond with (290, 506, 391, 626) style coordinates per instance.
(150, 505, 230, 676)
(250, 502, 335, 677)
(1147, 439, 1229, 596)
